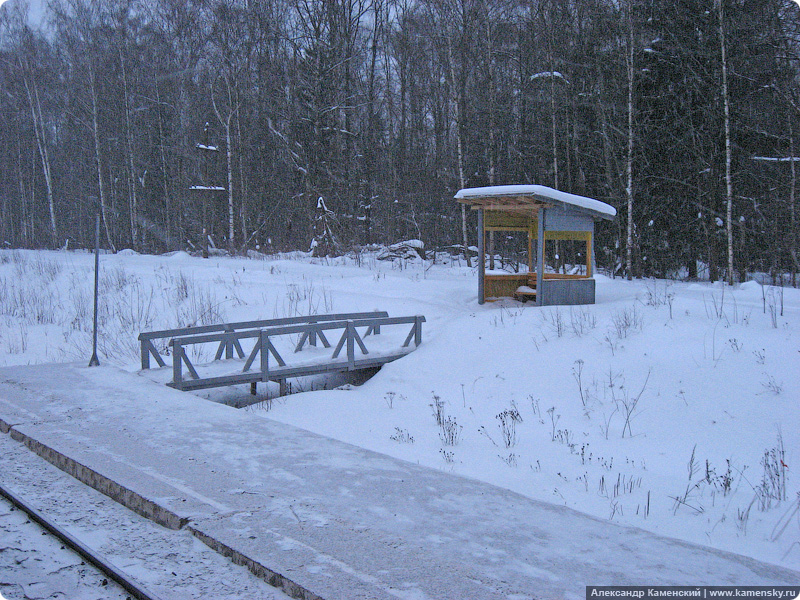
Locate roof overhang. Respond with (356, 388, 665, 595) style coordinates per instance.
(455, 185, 617, 221)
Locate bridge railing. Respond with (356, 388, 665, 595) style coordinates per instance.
(164, 314, 425, 392)
(138, 311, 389, 371)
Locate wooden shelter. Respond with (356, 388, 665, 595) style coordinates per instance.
(455, 185, 616, 306)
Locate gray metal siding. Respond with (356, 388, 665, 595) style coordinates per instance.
(544, 207, 594, 232)
(540, 278, 596, 306)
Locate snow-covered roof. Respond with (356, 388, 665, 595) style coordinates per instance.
(455, 185, 616, 220)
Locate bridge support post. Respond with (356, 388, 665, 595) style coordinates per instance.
(260, 331, 269, 382)
(172, 342, 183, 384)
(346, 321, 355, 369)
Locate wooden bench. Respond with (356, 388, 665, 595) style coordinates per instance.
(514, 285, 537, 302)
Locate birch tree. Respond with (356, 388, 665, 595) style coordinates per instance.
(18, 37, 58, 246)
(625, 3, 635, 280)
(119, 45, 140, 249)
(212, 73, 239, 252)
(431, 0, 480, 266)
(717, 0, 734, 285)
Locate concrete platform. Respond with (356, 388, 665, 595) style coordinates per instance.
(0, 363, 797, 600)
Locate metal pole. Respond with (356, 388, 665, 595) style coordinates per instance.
(202, 123, 210, 259)
(89, 213, 100, 367)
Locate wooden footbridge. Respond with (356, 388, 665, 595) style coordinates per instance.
(139, 311, 425, 395)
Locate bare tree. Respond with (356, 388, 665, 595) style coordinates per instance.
(88, 63, 116, 252)
(212, 73, 239, 252)
(431, 0, 481, 266)
(18, 41, 58, 246)
(625, 3, 635, 280)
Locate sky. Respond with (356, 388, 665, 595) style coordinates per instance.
(1, 0, 46, 27)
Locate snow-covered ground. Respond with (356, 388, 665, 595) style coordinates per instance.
(1, 247, 798, 571)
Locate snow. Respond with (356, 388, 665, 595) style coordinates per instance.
(752, 156, 800, 162)
(455, 184, 617, 219)
(530, 71, 570, 84)
(1, 362, 797, 598)
(486, 268, 530, 274)
(0, 248, 798, 576)
(376, 240, 426, 260)
(165, 250, 192, 260)
(189, 185, 226, 191)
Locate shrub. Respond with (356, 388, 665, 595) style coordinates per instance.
(439, 415, 462, 446)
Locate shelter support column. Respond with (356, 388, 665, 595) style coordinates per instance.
(587, 232, 593, 278)
(536, 208, 546, 307)
(478, 208, 485, 304)
(528, 230, 534, 272)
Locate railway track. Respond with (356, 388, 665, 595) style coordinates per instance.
(0, 482, 164, 600)
(0, 433, 293, 600)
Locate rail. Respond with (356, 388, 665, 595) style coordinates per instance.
(0, 482, 167, 600)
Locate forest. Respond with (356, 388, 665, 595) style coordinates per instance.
(0, 0, 798, 283)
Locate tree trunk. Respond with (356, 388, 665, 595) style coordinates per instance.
(541, 5, 560, 190)
(486, 16, 496, 270)
(20, 57, 58, 247)
(364, 0, 382, 246)
(16, 140, 28, 246)
(236, 103, 247, 249)
(90, 67, 115, 252)
(212, 75, 237, 253)
(790, 121, 797, 285)
(625, 10, 635, 281)
(225, 116, 235, 252)
(155, 85, 173, 249)
(548, 46, 558, 189)
(448, 36, 471, 267)
(120, 49, 139, 250)
(718, 0, 734, 285)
